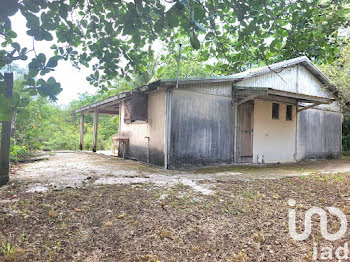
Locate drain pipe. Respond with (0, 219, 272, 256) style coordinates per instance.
(145, 136, 150, 164)
(175, 43, 182, 89)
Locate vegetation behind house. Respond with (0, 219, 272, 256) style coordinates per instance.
(6, 46, 350, 160)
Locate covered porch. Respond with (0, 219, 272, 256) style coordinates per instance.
(232, 86, 335, 163)
(73, 88, 149, 156)
(74, 94, 122, 153)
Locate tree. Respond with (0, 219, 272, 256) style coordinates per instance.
(0, 0, 349, 100)
(320, 44, 350, 153)
(320, 44, 350, 109)
(156, 43, 213, 79)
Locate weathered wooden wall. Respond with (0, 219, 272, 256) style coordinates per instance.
(168, 83, 233, 167)
(236, 66, 298, 93)
(235, 65, 340, 111)
(297, 109, 342, 160)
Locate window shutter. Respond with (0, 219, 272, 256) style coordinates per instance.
(124, 99, 132, 123)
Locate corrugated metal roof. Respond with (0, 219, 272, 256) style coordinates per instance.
(74, 56, 337, 113)
(159, 56, 334, 88)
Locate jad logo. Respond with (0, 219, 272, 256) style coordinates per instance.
(288, 199, 348, 261)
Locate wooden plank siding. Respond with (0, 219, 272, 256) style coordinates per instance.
(297, 109, 342, 160)
(168, 82, 234, 167)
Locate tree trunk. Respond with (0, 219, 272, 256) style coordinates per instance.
(0, 73, 14, 186)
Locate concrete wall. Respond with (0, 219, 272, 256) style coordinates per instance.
(169, 82, 233, 167)
(297, 109, 342, 160)
(253, 99, 297, 163)
(119, 89, 165, 165)
(147, 89, 166, 165)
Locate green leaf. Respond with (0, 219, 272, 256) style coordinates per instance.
(157, 67, 164, 76)
(28, 68, 39, 78)
(23, 0, 40, 13)
(37, 53, 46, 64)
(25, 12, 40, 29)
(0, 0, 18, 17)
(42, 30, 53, 41)
(40, 68, 51, 75)
(190, 32, 200, 50)
(165, 5, 179, 27)
(11, 42, 20, 51)
(46, 56, 59, 68)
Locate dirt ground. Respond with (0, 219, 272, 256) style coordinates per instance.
(1, 152, 350, 261)
(10, 152, 350, 194)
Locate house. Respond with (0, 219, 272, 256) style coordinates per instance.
(74, 56, 342, 168)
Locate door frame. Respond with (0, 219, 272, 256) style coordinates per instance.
(238, 100, 254, 162)
(233, 97, 254, 163)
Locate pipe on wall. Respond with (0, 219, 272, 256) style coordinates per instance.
(145, 136, 150, 164)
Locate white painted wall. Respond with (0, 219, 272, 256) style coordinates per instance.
(119, 99, 149, 157)
(119, 89, 165, 163)
(253, 99, 297, 163)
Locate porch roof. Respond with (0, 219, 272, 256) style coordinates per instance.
(73, 85, 149, 115)
(234, 86, 334, 104)
(234, 86, 335, 112)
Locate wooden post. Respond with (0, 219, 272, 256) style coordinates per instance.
(79, 113, 84, 150)
(92, 110, 98, 152)
(233, 91, 238, 163)
(0, 73, 13, 186)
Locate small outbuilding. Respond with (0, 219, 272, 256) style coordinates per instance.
(74, 56, 342, 168)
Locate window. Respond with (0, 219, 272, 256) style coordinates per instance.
(123, 91, 148, 124)
(286, 105, 293, 121)
(272, 103, 279, 119)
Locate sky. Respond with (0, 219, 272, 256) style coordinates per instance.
(11, 12, 96, 106)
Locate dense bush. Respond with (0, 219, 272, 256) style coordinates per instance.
(9, 141, 30, 162)
(13, 95, 119, 153)
(343, 114, 350, 153)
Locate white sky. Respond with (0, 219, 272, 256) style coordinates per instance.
(11, 12, 96, 106)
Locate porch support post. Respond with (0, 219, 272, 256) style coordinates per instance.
(118, 103, 121, 136)
(79, 113, 84, 150)
(233, 90, 238, 163)
(92, 110, 99, 152)
(295, 102, 299, 161)
(0, 73, 13, 186)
